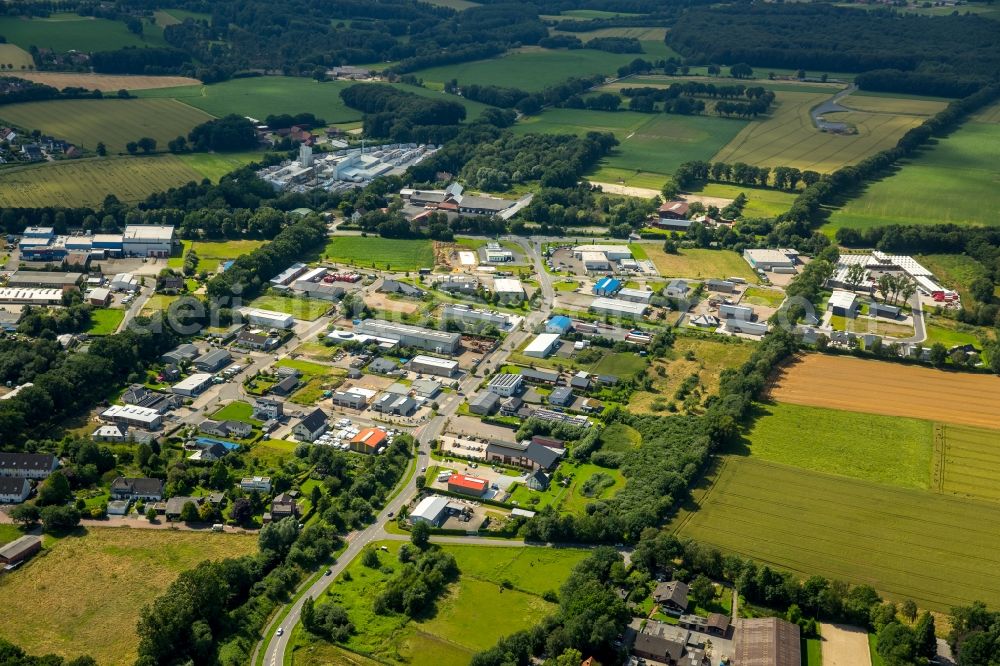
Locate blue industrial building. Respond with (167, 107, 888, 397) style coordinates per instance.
(592, 276, 622, 297)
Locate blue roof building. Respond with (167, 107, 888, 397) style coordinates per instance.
(593, 276, 622, 297)
(545, 315, 573, 334)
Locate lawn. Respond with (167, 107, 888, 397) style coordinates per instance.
(0, 12, 166, 52)
(923, 320, 992, 350)
(412, 47, 640, 92)
(641, 246, 760, 282)
(513, 109, 748, 185)
(509, 460, 625, 514)
(599, 423, 642, 452)
(803, 637, 823, 666)
(712, 90, 936, 173)
(211, 400, 262, 426)
(86, 308, 125, 335)
(293, 541, 583, 665)
(742, 286, 785, 308)
(324, 236, 434, 271)
(140, 294, 180, 316)
(743, 402, 934, 490)
(826, 117, 1000, 230)
(183, 239, 267, 272)
(249, 439, 298, 469)
(249, 294, 332, 321)
(689, 182, 798, 218)
(672, 455, 1000, 611)
(629, 336, 756, 414)
(590, 351, 648, 378)
(0, 527, 256, 666)
(0, 98, 212, 153)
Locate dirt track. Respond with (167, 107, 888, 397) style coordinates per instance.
(820, 623, 872, 666)
(769, 354, 1000, 430)
(16, 72, 200, 91)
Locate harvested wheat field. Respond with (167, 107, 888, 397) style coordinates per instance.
(17, 72, 200, 91)
(769, 354, 1000, 430)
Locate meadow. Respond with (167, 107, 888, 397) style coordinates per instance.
(324, 236, 435, 271)
(915, 254, 990, 304)
(250, 294, 331, 321)
(744, 402, 934, 489)
(0, 155, 204, 208)
(640, 246, 760, 282)
(0, 98, 213, 153)
(688, 183, 797, 218)
(0, 12, 166, 52)
(86, 308, 125, 335)
(172, 239, 267, 272)
(514, 109, 748, 187)
(291, 541, 585, 665)
(673, 456, 1000, 610)
(0, 43, 34, 69)
(712, 90, 934, 173)
(0, 528, 256, 665)
(412, 47, 641, 91)
(826, 116, 1000, 230)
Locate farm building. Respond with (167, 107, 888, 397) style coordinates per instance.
(719, 303, 753, 321)
(632, 622, 691, 664)
(743, 248, 798, 273)
(589, 297, 648, 319)
(653, 580, 689, 614)
(593, 276, 622, 297)
(0, 535, 42, 565)
(657, 200, 690, 220)
(545, 315, 573, 334)
(0, 477, 31, 504)
(243, 308, 295, 329)
(447, 474, 488, 497)
(573, 245, 632, 261)
(617, 288, 653, 304)
(733, 617, 801, 666)
(664, 279, 690, 299)
(524, 333, 561, 358)
(407, 355, 459, 377)
(827, 290, 859, 317)
(0, 452, 58, 479)
(355, 320, 461, 353)
(171, 373, 214, 397)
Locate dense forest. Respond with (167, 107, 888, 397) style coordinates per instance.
(668, 4, 1000, 95)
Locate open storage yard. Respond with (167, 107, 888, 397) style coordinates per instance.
(826, 108, 1000, 230)
(673, 455, 1000, 611)
(0, 527, 257, 666)
(768, 355, 1000, 430)
(0, 98, 213, 153)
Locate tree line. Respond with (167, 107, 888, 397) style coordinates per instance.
(340, 83, 466, 143)
(674, 159, 820, 192)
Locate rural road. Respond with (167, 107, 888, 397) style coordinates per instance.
(257, 238, 556, 666)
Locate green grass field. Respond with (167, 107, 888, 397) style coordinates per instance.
(0, 155, 204, 207)
(412, 47, 640, 92)
(514, 108, 748, 185)
(0, 98, 212, 153)
(508, 461, 625, 514)
(0, 527, 256, 666)
(86, 308, 125, 335)
(803, 637, 823, 666)
(324, 236, 435, 271)
(0, 13, 166, 52)
(922, 319, 993, 351)
(826, 117, 1000, 230)
(621, 74, 845, 96)
(599, 423, 642, 452)
(640, 246, 760, 282)
(938, 423, 1000, 503)
(211, 400, 261, 425)
(742, 286, 785, 308)
(673, 456, 1000, 611)
(249, 294, 331, 321)
(249, 439, 298, 469)
(690, 183, 798, 218)
(916, 254, 990, 304)
(744, 403, 934, 490)
(175, 239, 267, 272)
(0, 43, 34, 69)
(177, 151, 263, 180)
(712, 90, 935, 173)
(293, 541, 584, 665)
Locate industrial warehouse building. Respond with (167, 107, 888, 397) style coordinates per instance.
(589, 297, 648, 319)
(122, 225, 176, 257)
(573, 245, 633, 261)
(407, 355, 459, 377)
(616, 288, 653, 304)
(492, 278, 525, 300)
(0, 288, 64, 306)
(442, 304, 510, 329)
(171, 373, 214, 397)
(242, 308, 295, 329)
(6, 271, 83, 289)
(827, 290, 860, 317)
(743, 248, 798, 273)
(524, 333, 561, 358)
(100, 405, 163, 430)
(719, 304, 754, 321)
(487, 373, 523, 397)
(354, 319, 461, 353)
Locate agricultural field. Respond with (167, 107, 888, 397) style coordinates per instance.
(614, 74, 845, 96)
(0, 98, 212, 153)
(630, 336, 756, 414)
(177, 151, 263, 181)
(291, 541, 585, 665)
(839, 91, 950, 115)
(672, 455, 1000, 611)
(249, 294, 331, 321)
(86, 308, 125, 335)
(0, 43, 35, 69)
(688, 183, 797, 218)
(0, 12, 166, 52)
(937, 423, 1000, 503)
(16, 72, 200, 91)
(0, 528, 256, 665)
(325, 236, 435, 271)
(826, 114, 1000, 230)
(640, 246, 760, 282)
(712, 90, 937, 173)
(0, 155, 204, 208)
(744, 402, 933, 489)
(768, 354, 1000, 431)
(412, 47, 641, 91)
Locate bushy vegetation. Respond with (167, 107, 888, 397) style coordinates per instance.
(0, 639, 95, 666)
(340, 83, 467, 142)
(372, 548, 459, 616)
(186, 114, 258, 152)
